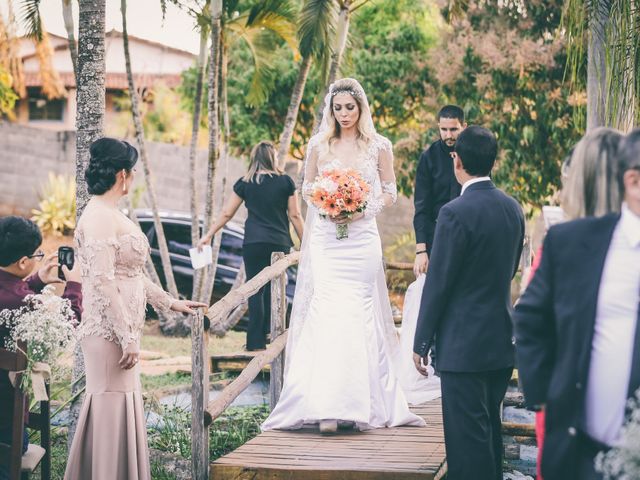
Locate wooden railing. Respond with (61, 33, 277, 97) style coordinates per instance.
(189, 250, 300, 479)
(188, 251, 417, 478)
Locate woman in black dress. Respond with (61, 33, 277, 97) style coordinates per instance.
(198, 141, 304, 350)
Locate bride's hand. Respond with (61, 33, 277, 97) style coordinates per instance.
(330, 212, 364, 225)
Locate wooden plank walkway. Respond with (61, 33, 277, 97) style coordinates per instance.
(210, 399, 447, 480)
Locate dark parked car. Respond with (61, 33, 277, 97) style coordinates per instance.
(135, 210, 296, 330)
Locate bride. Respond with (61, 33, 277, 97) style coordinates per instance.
(262, 78, 438, 433)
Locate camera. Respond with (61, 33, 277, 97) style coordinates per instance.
(58, 246, 75, 280)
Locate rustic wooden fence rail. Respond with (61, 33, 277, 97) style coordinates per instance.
(188, 251, 417, 479)
(189, 250, 299, 479)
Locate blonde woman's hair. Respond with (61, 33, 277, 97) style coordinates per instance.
(243, 141, 283, 183)
(319, 78, 375, 159)
(562, 127, 624, 220)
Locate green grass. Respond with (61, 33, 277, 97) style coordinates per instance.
(141, 321, 247, 356)
(141, 371, 192, 394)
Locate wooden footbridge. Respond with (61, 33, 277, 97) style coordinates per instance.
(189, 253, 447, 479)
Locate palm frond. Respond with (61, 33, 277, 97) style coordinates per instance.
(563, 0, 640, 127)
(247, 0, 295, 25)
(20, 0, 43, 41)
(226, 22, 277, 105)
(298, 0, 337, 61)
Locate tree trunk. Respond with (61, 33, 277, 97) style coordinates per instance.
(121, 0, 179, 301)
(312, 1, 351, 134)
(69, 0, 106, 450)
(277, 55, 312, 163)
(200, 40, 228, 305)
(62, 0, 78, 80)
(190, 29, 208, 302)
(200, 0, 223, 306)
(587, 2, 607, 131)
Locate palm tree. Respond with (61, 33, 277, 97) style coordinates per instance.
(277, 0, 336, 162)
(564, 0, 639, 131)
(196, 0, 297, 304)
(14, 1, 66, 99)
(200, 0, 222, 306)
(120, 0, 180, 302)
(69, 0, 106, 448)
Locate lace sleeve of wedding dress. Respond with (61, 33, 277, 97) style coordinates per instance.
(82, 238, 141, 350)
(365, 136, 398, 218)
(301, 135, 320, 205)
(142, 276, 174, 314)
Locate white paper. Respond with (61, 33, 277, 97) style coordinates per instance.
(542, 206, 566, 229)
(189, 245, 213, 270)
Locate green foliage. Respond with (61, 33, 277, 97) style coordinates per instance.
(179, 41, 324, 159)
(141, 371, 191, 393)
(563, 0, 640, 126)
(392, 0, 584, 213)
(31, 173, 76, 236)
(0, 66, 18, 116)
(146, 402, 269, 462)
(209, 404, 270, 460)
(109, 84, 198, 146)
(148, 404, 193, 458)
(348, 0, 443, 197)
(383, 230, 417, 292)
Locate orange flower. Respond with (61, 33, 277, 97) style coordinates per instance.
(343, 196, 358, 212)
(322, 197, 342, 217)
(311, 189, 327, 207)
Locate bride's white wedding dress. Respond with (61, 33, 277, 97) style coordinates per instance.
(262, 127, 439, 431)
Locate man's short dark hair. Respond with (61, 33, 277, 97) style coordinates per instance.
(437, 105, 465, 124)
(0, 216, 42, 267)
(454, 126, 498, 177)
(619, 128, 640, 179)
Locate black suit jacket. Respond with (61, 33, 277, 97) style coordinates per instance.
(413, 180, 525, 372)
(413, 140, 461, 254)
(514, 214, 620, 480)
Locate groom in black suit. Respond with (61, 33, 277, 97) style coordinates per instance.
(413, 126, 525, 480)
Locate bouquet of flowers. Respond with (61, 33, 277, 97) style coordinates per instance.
(308, 168, 371, 240)
(596, 390, 640, 479)
(0, 285, 77, 400)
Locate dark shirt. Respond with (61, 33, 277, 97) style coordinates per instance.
(413, 139, 462, 253)
(0, 270, 82, 430)
(233, 174, 296, 247)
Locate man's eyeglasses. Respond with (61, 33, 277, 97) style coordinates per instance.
(28, 250, 45, 261)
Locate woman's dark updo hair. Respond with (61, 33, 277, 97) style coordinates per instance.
(85, 137, 139, 195)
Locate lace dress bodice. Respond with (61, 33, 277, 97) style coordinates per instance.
(75, 226, 174, 350)
(302, 133, 398, 217)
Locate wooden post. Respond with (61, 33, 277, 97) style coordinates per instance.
(269, 252, 287, 408)
(191, 310, 209, 480)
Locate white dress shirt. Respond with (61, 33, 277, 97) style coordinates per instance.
(585, 203, 640, 446)
(460, 176, 491, 195)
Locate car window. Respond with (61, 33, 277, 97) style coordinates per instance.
(219, 231, 243, 269)
(161, 222, 193, 256)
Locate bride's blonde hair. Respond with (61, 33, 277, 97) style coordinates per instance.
(318, 78, 376, 160)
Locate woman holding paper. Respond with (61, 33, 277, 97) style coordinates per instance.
(198, 141, 304, 351)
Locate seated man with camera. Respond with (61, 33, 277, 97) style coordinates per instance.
(0, 215, 82, 480)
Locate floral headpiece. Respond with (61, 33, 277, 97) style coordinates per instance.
(331, 88, 361, 98)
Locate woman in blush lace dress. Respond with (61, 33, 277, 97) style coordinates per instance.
(262, 78, 439, 434)
(64, 138, 205, 480)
